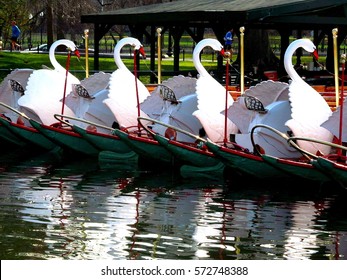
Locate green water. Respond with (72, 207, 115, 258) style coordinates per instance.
(0, 148, 346, 260)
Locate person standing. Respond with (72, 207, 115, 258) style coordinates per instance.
(10, 21, 21, 51)
(224, 28, 233, 51)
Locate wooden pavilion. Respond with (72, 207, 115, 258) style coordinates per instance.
(81, 0, 347, 82)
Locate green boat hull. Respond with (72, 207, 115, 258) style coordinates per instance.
(313, 157, 347, 188)
(29, 119, 99, 156)
(72, 125, 133, 154)
(113, 129, 174, 164)
(261, 154, 332, 183)
(153, 133, 224, 176)
(98, 150, 138, 169)
(0, 119, 27, 147)
(153, 134, 220, 167)
(0, 118, 57, 150)
(205, 141, 288, 179)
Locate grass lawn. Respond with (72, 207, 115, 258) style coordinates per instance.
(0, 49, 324, 85)
(0, 50, 220, 84)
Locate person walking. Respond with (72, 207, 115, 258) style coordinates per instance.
(10, 21, 21, 51)
(224, 28, 233, 51)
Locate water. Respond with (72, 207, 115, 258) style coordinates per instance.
(1, 147, 347, 260)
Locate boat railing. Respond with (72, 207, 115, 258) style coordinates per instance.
(0, 102, 30, 121)
(250, 124, 317, 160)
(138, 116, 206, 143)
(250, 123, 347, 161)
(53, 114, 114, 132)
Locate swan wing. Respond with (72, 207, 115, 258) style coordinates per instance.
(244, 80, 289, 106)
(82, 89, 116, 127)
(285, 118, 333, 155)
(139, 86, 164, 120)
(103, 97, 149, 129)
(193, 109, 237, 143)
(162, 75, 197, 100)
(224, 81, 289, 133)
(80, 72, 111, 95)
(321, 101, 347, 142)
(196, 75, 233, 113)
(20, 101, 75, 125)
(289, 80, 332, 126)
(0, 68, 33, 109)
(24, 69, 78, 101)
(226, 96, 255, 133)
(141, 75, 197, 119)
(108, 68, 150, 106)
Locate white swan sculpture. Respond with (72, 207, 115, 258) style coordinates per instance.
(0, 68, 33, 116)
(284, 39, 333, 155)
(17, 39, 80, 125)
(103, 37, 150, 130)
(221, 39, 333, 158)
(140, 74, 201, 142)
(192, 38, 238, 143)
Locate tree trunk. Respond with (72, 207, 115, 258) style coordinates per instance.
(235, 29, 280, 76)
(46, 1, 53, 48)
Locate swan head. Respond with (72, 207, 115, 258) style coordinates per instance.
(194, 38, 224, 55)
(47, 39, 80, 73)
(114, 37, 146, 62)
(193, 38, 224, 74)
(300, 39, 319, 60)
(49, 39, 80, 59)
(286, 39, 319, 62)
(137, 45, 146, 59)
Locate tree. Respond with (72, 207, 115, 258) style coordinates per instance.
(0, 0, 30, 48)
(243, 29, 280, 74)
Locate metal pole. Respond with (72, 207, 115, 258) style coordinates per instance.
(333, 28, 339, 107)
(224, 52, 230, 146)
(84, 29, 89, 78)
(240, 26, 245, 94)
(157, 28, 162, 84)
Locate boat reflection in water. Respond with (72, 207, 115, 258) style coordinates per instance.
(0, 151, 346, 260)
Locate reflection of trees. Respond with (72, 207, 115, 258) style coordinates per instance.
(2, 159, 346, 260)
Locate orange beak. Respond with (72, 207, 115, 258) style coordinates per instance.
(220, 48, 226, 57)
(138, 46, 146, 59)
(312, 49, 319, 61)
(74, 49, 81, 59)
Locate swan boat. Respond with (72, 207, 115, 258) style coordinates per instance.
(111, 77, 199, 166)
(143, 38, 295, 177)
(17, 38, 142, 159)
(0, 69, 35, 147)
(0, 40, 86, 152)
(202, 38, 337, 182)
(111, 39, 227, 167)
(245, 37, 347, 186)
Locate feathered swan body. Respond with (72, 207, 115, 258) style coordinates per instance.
(192, 38, 238, 143)
(140, 75, 201, 142)
(284, 39, 333, 155)
(0, 68, 33, 116)
(17, 39, 80, 125)
(103, 37, 150, 130)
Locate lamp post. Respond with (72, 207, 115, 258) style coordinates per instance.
(29, 14, 33, 50)
(84, 29, 89, 78)
(40, 12, 44, 46)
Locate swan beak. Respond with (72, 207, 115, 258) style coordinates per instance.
(220, 49, 226, 57)
(74, 49, 81, 59)
(138, 46, 146, 59)
(312, 49, 319, 60)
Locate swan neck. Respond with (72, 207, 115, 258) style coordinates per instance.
(49, 41, 66, 72)
(114, 41, 127, 70)
(193, 43, 209, 77)
(284, 42, 302, 82)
